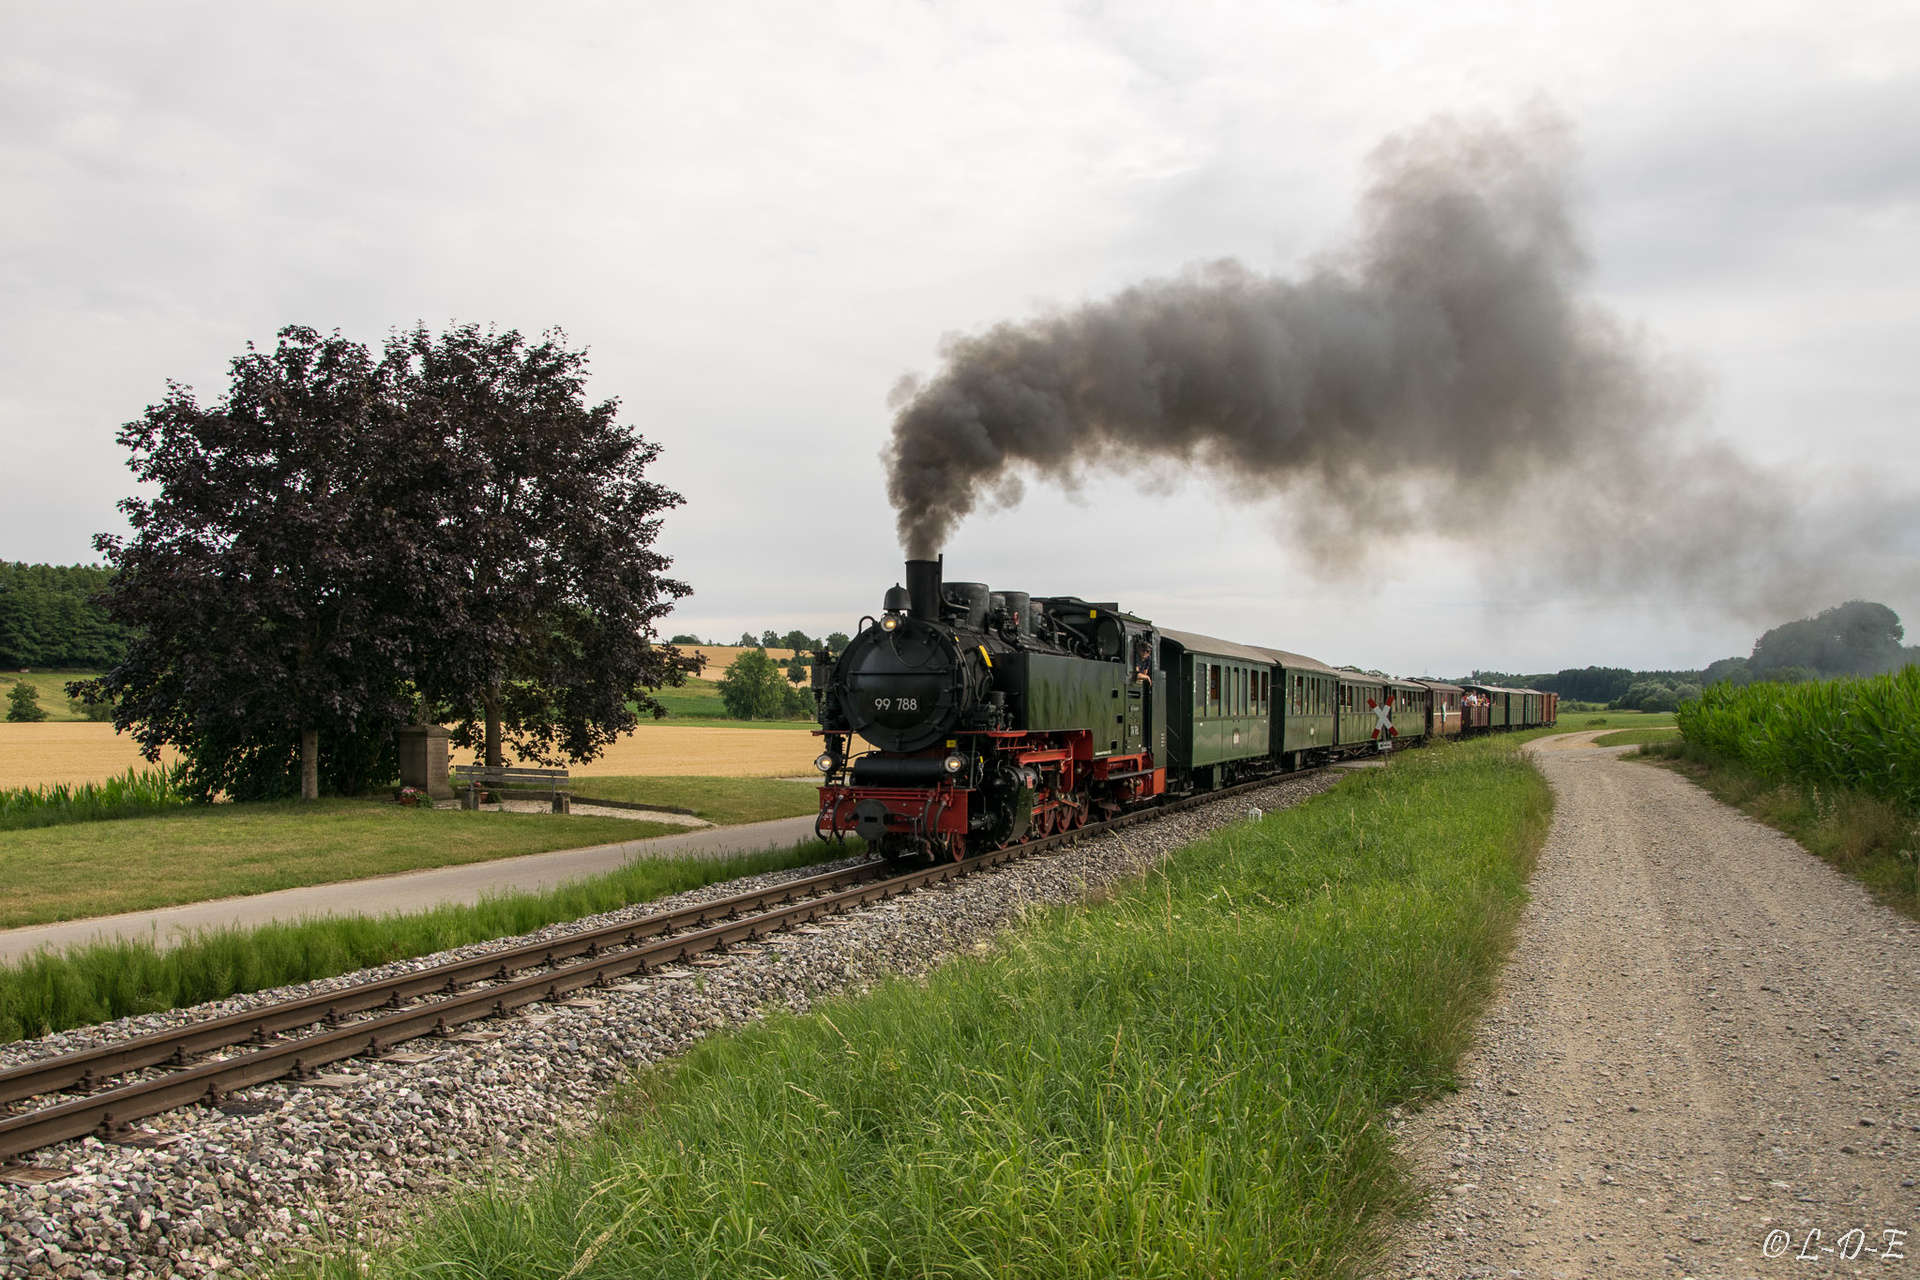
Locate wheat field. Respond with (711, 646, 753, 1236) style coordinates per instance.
(0, 721, 821, 790)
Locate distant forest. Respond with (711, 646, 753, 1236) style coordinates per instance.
(0, 563, 132, 669)
(1467, 600, 1920, 710)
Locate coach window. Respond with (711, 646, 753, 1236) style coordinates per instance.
(1209, 664, 1221, 716)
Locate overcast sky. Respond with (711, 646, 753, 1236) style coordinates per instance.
(4, 1, 1916, 677)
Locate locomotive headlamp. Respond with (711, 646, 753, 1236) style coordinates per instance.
(942, 752, 967, 775)
(881, 613, 901, 632)
(814, 752, 840, 774)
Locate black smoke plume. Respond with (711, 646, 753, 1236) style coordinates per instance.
(884, 109, 1906, 613)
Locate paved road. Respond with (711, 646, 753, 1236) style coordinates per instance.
(1380, 734, 1918, 1279)
(0, 814, 822, 963)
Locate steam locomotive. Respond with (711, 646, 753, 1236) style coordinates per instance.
(811, 557, 1556, 861)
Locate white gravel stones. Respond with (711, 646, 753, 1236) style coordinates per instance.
(1, 773, 1338, 1279)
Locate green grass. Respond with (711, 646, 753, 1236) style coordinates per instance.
(0, 670, 106, 722)
(651, 677, 815, 728)
(1637, 739, 1920, 920)
(0, 765, 191, 830)
(294, 733, 1552, 1280)
(572, 775, 819, 824)
(1592, 727, 1680, 747)
(0, 838, 851, 1044)
(1564, 710, 1677, 731)
(0, 802, 680, 929)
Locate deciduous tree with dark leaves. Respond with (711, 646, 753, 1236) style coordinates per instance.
(83, 327, 424, 800)
(386, 323, 697, 768)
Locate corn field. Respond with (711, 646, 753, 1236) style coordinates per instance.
(0, 765, 192, 831)
(1676, 667, 1920, 806)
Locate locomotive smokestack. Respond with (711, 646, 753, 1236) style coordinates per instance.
(905, 556, 942, 622)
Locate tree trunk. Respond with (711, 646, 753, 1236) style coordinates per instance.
(300, 729, 319, 801)
(484, 690, 503, 768)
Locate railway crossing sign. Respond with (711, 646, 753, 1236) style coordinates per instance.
(1368, 697, 1397, 741)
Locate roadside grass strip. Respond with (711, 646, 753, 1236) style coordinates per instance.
(1592, 727, 1680, 748)
(0, 838, 845, 1044)
(304, 736, 1551, 1280)
(0, 765, 190, 831)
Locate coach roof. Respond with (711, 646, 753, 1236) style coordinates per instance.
(1246, 645, 1343, 677)
(1157, 627, 1276, 665)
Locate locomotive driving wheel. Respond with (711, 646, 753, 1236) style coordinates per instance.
(1062, 790, 1090, 830)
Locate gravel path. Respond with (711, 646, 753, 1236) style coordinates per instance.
(0, 772, 1338, 1279)
(1380, 737, 1919, 1280)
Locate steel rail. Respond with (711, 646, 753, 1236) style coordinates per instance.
(0, 771, 1308, 1164)
(0, 859, 896, 1108)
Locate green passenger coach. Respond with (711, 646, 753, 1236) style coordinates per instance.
(1158, 628, 1273, 788)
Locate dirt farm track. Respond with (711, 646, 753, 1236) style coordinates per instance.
(0, 722, 821, 790)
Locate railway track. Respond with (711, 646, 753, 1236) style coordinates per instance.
(0, 773, 1304, 1167)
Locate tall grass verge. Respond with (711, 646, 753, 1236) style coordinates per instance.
(0, 765, 190, 831)
(1676, 668, 1920, 804)
(1637, 738, 1920, 919)
(295, 734, 1551, 1280)
(0, 838, 849, 1044)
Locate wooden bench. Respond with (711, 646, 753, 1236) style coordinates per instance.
(452, 765, 573, 813)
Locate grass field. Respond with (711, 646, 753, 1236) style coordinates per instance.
(1593, 726, 1681, 747)
(299, 733, 1552, 1280)
(1638, 739, 1920, 920)
(571, 775, 819, 825)
(0, 670, 104, 723)
(0, 776, 826, 929)
(0, 837, 847, 1044)
(650, 672, 815, 729)
(0, 802, 677, 929)
(1559, 710, 1677, 731)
